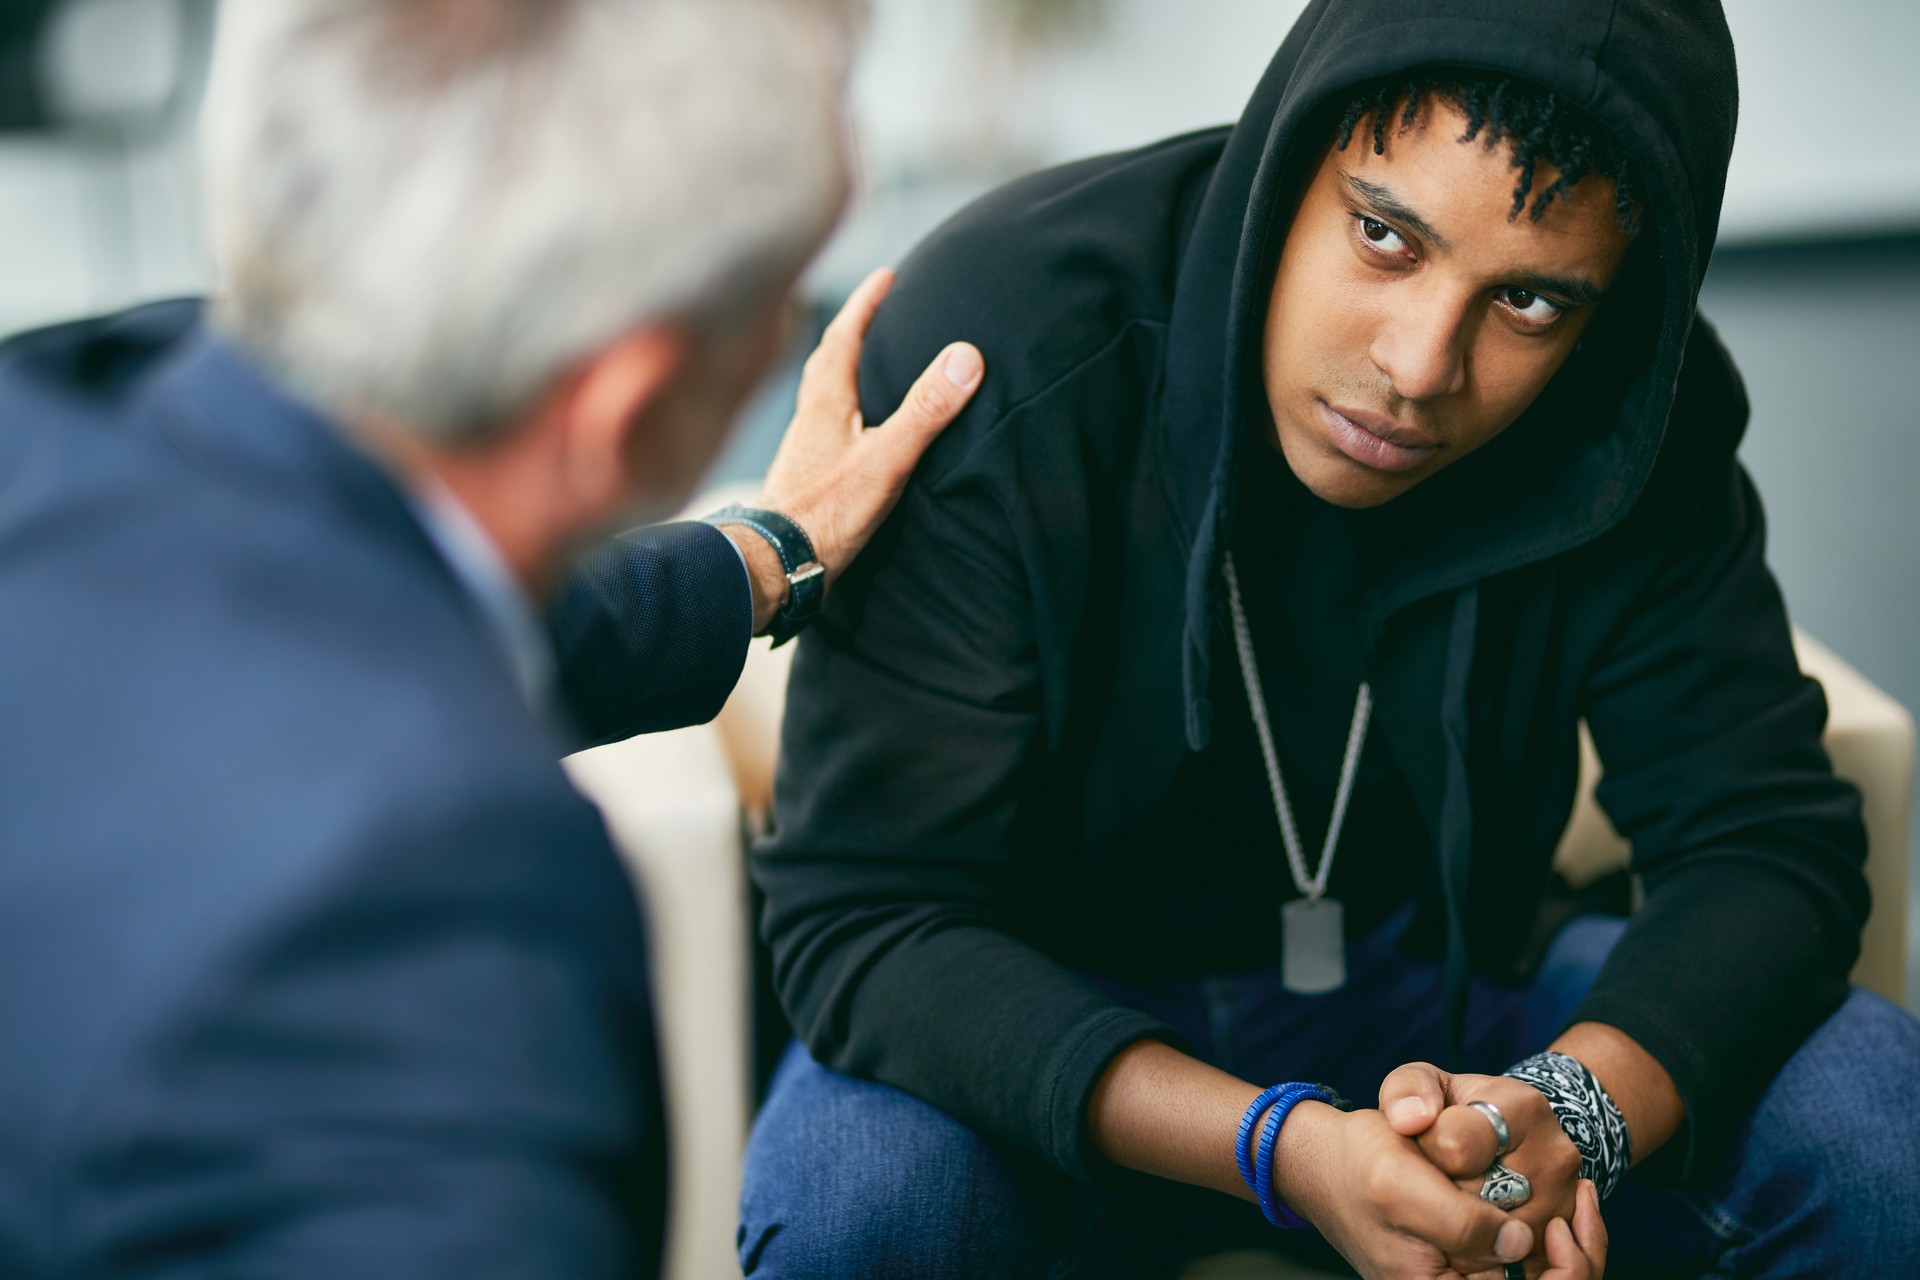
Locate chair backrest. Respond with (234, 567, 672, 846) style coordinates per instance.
(1555, 631, 1913, 1003)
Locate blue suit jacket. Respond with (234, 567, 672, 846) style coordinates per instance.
(0, 302, 752, 1277)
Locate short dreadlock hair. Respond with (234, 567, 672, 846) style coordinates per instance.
(1333, 71, 1640, 234)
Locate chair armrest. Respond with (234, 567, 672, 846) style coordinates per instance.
(1794, 633, 1914, 1005)
(715, 639, 797, 827)
(565, 725, 753, 1280)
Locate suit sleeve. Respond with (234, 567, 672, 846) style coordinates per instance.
(74, 782, 667, 1280)
(547, 519, 753, 747)
(1573, 442, 1870, 1183)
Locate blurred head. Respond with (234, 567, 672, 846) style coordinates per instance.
(203, 0, 859, 556)
(1263, 74, 1638, 509)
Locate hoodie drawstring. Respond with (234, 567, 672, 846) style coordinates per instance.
(1436, 585, 1480, 1069)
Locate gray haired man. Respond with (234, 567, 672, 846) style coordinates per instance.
(0, 1, 980, 1275)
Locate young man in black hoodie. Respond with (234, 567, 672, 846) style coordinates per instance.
(741, 1, 1920, 1276)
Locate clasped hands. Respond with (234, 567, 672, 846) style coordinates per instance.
(1280, 1063, 1607, 1278)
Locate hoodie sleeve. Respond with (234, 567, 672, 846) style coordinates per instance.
(1572, 454, 1870, 1185)
(750, 435, 1177, 1184)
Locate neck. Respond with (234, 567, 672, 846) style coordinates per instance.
(349, 418, 567, 600)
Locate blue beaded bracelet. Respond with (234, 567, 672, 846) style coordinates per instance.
(1238, 1083, 1345, 1229)
(1234, 1082, 1293, 1191)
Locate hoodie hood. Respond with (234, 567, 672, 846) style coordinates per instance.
(1163, 0, 1740, 749)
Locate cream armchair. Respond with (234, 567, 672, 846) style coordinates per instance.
(565, 505, 1914, 1280)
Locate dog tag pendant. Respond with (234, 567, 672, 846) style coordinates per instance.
(1282, 896, 1346, 994)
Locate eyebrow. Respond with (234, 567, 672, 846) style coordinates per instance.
(1342, 173, 1452, 253)
(1339, 172, 1606, 309)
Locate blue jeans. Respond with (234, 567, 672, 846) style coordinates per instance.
(739, 912, 1920, 1277)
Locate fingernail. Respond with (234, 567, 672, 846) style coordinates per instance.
(1497, 1221, 1532, 1262)
(942, 344, 982, 387)
(1388, 1096, 1427, 1125)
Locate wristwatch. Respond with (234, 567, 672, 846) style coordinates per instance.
(702, 504, 826, 647)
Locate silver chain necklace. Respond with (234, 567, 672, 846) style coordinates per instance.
(1222, 553, 1371, 994)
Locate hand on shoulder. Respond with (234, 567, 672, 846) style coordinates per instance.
(728, 267, 985, 632)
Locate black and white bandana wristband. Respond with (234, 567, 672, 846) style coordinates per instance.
(1503, 1051, 1632, 1201)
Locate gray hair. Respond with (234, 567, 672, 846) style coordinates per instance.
(204, 0, 859, 443)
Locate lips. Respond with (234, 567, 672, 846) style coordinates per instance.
(1317, 400, 1440, 474)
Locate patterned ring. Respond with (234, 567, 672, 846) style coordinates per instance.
(1479, 1161, 1532, 1210)
(1466, 1099, 1512, 1159)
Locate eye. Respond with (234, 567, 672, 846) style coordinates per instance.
(1350, 213, 1411, 258)
(1496, 287, 1567, 330)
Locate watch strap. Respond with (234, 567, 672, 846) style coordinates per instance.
(703, 504, 825, 647)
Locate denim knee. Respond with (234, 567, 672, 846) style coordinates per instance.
(1718, 990, 1920, 1273)
(739, 1043, 1051, 1278)
(1779, 992, 1920, 1246)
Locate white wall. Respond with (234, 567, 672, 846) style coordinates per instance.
(820, 0, 1920, 290)
(0, 0, 206, 336)
(1720, 0, 1920, 241)
(4, 0, 1914, 330)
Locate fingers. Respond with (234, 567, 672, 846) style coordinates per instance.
(765, 263, 983, 584)
(787, 339, 981, 581)
(1429, 1077, 1572, 1191)
(1375, 1148, 1534, 1270)
(1571, 1180, 1608, 1271)
(796, 267, 896, 423)
(1531, 1182, 1607, 1279)
(1547, 1217, 1580, 1274)
(1537, 1219, 1583, 1278)
(819, 266, 896, 366)
(1422, 1100, 1507, 1179)
(1381, 1061, 1449, 1136)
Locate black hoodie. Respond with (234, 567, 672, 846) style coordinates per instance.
(756, 0, 1869, 1186)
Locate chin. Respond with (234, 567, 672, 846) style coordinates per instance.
(1311, 473, 1407, 510)
(1274, 427, 1415, 510)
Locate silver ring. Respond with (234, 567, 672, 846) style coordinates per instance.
(1467, 1099, 1512, 1159)
(1480, 1161, 1532, 1210)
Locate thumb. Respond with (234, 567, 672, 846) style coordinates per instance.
(1571, 1179, 1608, 1272)
(1380, 1061, 1450, 1136)
(803, 343, 982, 582)
(1538, 1183, 1608, 1279)
(870, 343, 984, 466)
(1540, 1217, 1581, 1278)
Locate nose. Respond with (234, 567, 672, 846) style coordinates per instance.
(1369, 283, 1470, 402)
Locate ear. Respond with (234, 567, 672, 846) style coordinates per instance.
(553, 323, 692, 516)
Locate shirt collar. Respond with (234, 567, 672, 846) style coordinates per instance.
(404, 478, 557, 717)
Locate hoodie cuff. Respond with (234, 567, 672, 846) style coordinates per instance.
(1043, 1008, 1187, 1186)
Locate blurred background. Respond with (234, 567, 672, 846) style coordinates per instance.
(3, 0, 1915, 1006)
